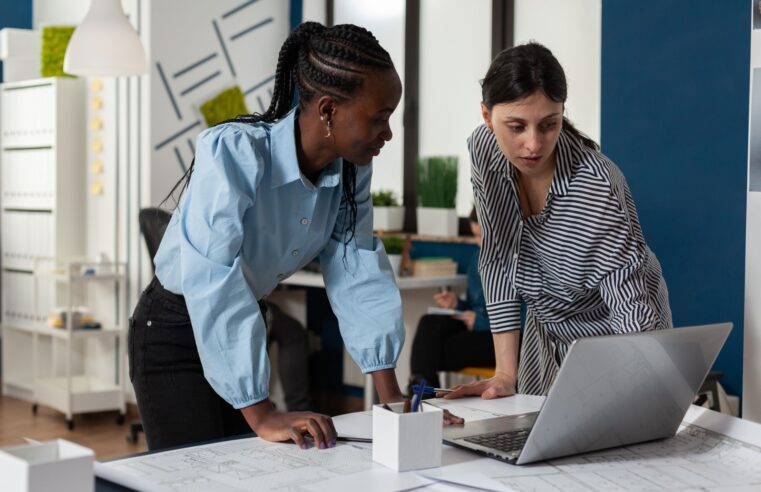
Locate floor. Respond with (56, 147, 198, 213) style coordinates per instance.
(0, 387, 363, 461)
(0, 393, 148, 461)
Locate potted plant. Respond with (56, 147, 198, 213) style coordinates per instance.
(381, 235, 404, 277)
(416, 156, 458, 236)
(372, 189, 404, 231)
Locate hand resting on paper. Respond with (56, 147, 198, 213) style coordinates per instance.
(436, 372, 516, 400)
(241, 399, 337, 450)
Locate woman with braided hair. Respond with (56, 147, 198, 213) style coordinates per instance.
(129, 22, 435, 451)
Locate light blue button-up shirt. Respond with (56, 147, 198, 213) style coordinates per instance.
(154, 108, 404, 409)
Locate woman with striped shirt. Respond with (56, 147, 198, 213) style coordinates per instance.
(444, 42, 672, 399)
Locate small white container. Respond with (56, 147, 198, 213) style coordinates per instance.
(374, 206, 405, 231)
(386, 254, 402, 277)
(416, 207, 458, 237)
(0, 439, 94, 492)
(372, 401, 443, 471)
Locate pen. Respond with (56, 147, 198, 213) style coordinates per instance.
(411, 384, 453, 395)
(403, 398, 411, 413)
(336, 436, 372, 443)
(411, 378, 426, 412)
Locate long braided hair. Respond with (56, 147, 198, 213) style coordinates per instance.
(163, 22, 395, 245)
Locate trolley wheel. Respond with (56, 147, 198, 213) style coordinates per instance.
(66, 419, 74, 431)
(126, 421, 143, 444)
(116, 413, 126, 425)
(126, 431, 138, 444)
(32, 403, 38, 415)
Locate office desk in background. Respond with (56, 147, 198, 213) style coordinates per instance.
(95, 396, 761, 491)
(279, 270, 468, 409)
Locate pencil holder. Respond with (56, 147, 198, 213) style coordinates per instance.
(372, 402, 443, 471)
(0, 439, 94, 492)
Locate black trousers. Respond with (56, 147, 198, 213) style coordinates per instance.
(410, 314, 496, 388)
(128, 277, 251, 451)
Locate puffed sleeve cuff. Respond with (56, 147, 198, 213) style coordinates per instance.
(230, 392, 270, 410)
(320, 236, 404, 374)
(487, 299, 522, 333)
(360, 362, 398, 374)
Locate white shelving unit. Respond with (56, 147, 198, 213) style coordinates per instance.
(31, 260, 127, 429)
(0, 77, 90, 420)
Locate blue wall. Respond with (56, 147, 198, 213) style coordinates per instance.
(0, 1, 33, 82)
(601, 1, 750, 397)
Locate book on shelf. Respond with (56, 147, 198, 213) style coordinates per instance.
(411, 257, 458, 277)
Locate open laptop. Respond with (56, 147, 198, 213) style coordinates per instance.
(443, 323, 732, 465)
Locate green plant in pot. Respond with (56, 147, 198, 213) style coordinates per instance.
(381, 235, 404, 276)
(372, 189, 404, 231)
(416, 156, 458, 236)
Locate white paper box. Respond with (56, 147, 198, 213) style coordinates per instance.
(0, 439, 94, 492)
(372, 402, 443, 471)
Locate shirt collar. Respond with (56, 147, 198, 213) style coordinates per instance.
(548, 129, 581, 197)
(269, 108, 342, 189)
(315, 158, 342, 188)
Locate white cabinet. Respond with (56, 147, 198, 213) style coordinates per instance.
(0, 78, 91, 417)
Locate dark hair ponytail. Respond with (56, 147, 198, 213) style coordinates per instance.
(162, 22, 394, 248)
(481, 42, 598, 151)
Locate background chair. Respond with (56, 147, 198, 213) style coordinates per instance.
(127, 207, 172, 444)
(138, 207, 172, 271)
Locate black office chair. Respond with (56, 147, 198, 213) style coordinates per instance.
(127, 207, 172, 444)
(138, 207, 173, 271)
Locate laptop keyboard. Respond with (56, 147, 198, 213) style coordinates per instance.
(464, 428, 531, 453)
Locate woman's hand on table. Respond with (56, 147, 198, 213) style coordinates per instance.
(437, 372, 516, 400)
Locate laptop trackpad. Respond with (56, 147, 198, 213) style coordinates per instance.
(443, 412, 538, 441)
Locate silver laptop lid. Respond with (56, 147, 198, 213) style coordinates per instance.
(517, 323, 732, 465)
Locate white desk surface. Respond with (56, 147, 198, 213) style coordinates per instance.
(281, 270, 468, 290)
(97, 395, 761, 491)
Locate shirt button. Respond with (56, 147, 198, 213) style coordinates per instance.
(147, 321, 152, 327)
(292, 250, 299, 256)
(277, 273, 285, 280)
(300, 217, 309, 225)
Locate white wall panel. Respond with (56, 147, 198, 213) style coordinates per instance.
(514, 0, 601, 144)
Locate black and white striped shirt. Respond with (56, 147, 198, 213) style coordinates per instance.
(469, 125, 672, 347)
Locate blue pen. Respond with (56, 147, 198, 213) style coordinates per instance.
(411, 378, 426, 412)
(411, 384, 452, 395)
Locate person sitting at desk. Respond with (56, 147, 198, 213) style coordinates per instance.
(129, 21, 412, 452)
(409, 207, 495, 389)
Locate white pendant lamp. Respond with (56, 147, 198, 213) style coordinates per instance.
(63, 0, 148, 76)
